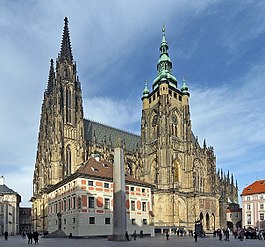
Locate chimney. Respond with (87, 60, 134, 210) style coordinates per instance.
(0, 176, 5, 185)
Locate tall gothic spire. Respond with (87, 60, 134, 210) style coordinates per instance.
(47, 59, 55, 93)
(153, 25, 177, 90)
(58, 17, 73, 62)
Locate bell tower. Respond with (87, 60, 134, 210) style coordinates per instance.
(141, 26, 192, 226)
(141, 26, 191, 188)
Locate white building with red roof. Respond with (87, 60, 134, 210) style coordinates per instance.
(241, 180, 265, 230)
(46, 157, 154, 237)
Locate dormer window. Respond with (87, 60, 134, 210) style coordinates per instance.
(91, 167, 99, 172)
(102, 163, 109, 168)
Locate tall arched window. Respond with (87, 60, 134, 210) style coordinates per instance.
(66, 145, 71, 176)
(66, 88, 72, 123)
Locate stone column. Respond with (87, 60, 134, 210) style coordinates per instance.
(108, 146, 127, 241)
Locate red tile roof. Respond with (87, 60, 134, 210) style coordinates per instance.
(78, 158, 152, 187)
(241, 180, 265, 196)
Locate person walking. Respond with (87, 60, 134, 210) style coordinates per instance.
(140, 230, 143, 238)
(125, 231, 130, 241)
(194, 232, 198, 242)
(166, 231, 169, 240)
(132, 230, 137, 240)
(33, 231, 39, 244)
(4, 231, 8, 240)
(27, 232, 33, 244)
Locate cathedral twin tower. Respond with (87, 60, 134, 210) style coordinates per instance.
(32, 18, 238, 233)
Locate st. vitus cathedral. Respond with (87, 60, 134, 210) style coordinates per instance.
(31, 18, 238, 233)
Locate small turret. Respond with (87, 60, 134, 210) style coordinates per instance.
(47, 59, 55, 93)
(181, 77, 189, 95)
(142, 80, 149, 99)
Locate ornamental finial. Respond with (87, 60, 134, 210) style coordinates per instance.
(162, 24, 165, 34)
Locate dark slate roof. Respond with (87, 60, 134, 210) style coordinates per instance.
(0, 184, 17, 194)
(84, 119, 140, 153)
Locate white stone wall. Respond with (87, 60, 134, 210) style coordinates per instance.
(47, 177, 154, 237)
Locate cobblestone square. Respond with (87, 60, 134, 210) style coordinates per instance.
(1, 235, 265, 247)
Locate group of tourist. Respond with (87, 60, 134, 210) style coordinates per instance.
(125, 230, 144, 241)
(21, 231, 40, 244)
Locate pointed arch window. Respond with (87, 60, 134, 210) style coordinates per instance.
(65, 145, 72, 176)
(66, 88, 72, 123)
(172, 113, 178, 136)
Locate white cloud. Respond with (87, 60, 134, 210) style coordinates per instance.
(190, 63, 265, 163)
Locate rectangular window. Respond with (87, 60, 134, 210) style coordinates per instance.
(64, 200, 66, 211)
(143, 219, 147, 225)
(169, 90, 172, 96)
(142, 188, 146, 193)
(179, 95, 182, 101)
(73, 197, 76, 209)
(131, 187, 135, 192)
(260, 204, 264, 210)
(247, 204, 251, 210)
(64, 219, 66, 224)
(142, 202, 147, 211)
(73, 218, 75, 223)
(104, 198, 110, 209)
(89, 217, 95, 224)
(104, 183, 109, 188)
(89, 197, 95, 208)
(131, 219, 136, 225)
(260, 213, 264, 221)
(131, 201, 135, 211)
(153, 95, 155, 101)
(149, 98, 151, 104)
(88, 180, 93, 186)
(247, 196, 250, 201)
(247, 214, 251, 225)
(260, 195, 264, 200)
(105, 218, 111, 224)
(68, 198, 71, 210)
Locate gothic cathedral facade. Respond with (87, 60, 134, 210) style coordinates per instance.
(31, 18, 238, 234)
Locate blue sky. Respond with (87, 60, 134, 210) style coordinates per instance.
(1, 0, 265, 206)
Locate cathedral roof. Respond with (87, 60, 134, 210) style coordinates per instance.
(241, 180, 265, 196)
(84, 119, 140, 153)
(78, 158, 152, 187)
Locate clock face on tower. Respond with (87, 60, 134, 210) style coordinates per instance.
(152, 115, 158, 126)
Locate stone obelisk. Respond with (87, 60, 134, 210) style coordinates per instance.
(108, 144, 126, 241)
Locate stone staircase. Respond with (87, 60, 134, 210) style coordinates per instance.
(42, 229, 68, 238)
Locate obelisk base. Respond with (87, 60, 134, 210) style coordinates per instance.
(108, 234, 126, 241)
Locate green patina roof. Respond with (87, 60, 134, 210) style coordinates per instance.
(153, 25, 177, 89)
(84, 119, 140, 153)
(142, 80, 149, 98)
(181, 78, 189, 93)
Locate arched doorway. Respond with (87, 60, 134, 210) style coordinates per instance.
(211, 213, 215, 230)
(206, 213, 210, 230)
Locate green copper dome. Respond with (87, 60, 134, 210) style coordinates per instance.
(181, 78, 189, 95)
(142, 80, 149, 98)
